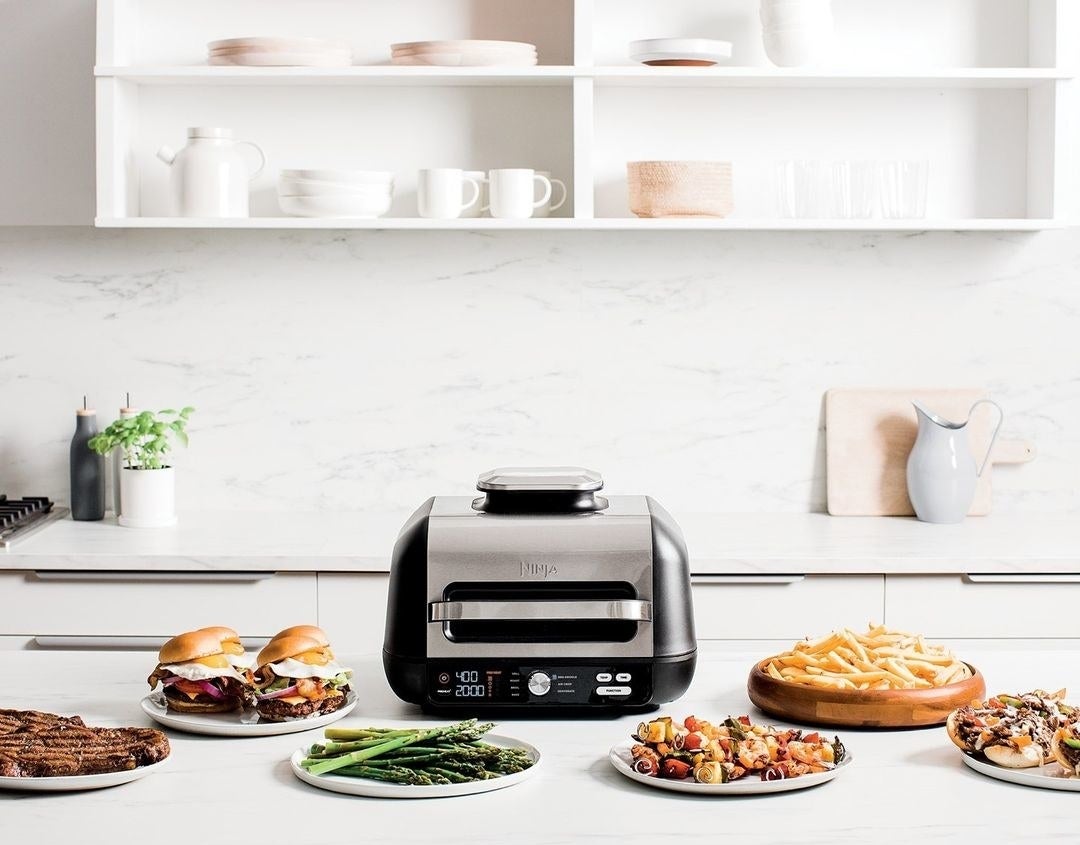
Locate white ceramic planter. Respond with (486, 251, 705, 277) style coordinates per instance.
(118, 467, 177, 528)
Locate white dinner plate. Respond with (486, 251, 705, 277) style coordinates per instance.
(209, 37, 352, 53)
(608, 739, 851, 795)
(141, 691, 357, 737)
(629, 37, 732, 66)
(290, 733, 541, 798)
(0, 754, 170, 792)
(209, 52, 353, 67)
(390, 53, 537, 67)
(961, 753, 1080, 791)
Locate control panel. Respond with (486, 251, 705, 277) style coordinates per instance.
(428, 661, 652, 706)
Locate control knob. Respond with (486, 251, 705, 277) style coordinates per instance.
(527, 671, 551, 696)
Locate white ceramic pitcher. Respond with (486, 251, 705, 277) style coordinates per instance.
(906, 400, 1003, 524)
(157, 127, 265, 218)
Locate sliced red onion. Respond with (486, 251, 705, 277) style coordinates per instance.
(256, 684, 299, 701)
(195, 680, 225, 698)
(161, 676, 182, 686)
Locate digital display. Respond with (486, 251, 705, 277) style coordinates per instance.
(453, 670, 486, 698)
(432, 666, 519, 701)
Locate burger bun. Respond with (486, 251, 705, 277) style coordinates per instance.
(158, 629, 227, 664)
(256, 635, 324, 668)
(271, 625, 330, 647)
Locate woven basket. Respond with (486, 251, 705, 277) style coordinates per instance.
(627, 161, 734, 218)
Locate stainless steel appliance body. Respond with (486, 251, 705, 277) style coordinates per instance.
(383, 468, 696, 715)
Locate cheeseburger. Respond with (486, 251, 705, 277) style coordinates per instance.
(253, 635, 352, 721)
(148, 629, 255, 713)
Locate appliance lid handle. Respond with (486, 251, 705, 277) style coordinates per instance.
(429, 599, 652, 622)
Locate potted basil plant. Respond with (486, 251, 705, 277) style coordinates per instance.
(89, 407, 194, 527)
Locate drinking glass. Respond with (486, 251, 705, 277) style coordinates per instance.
(829, 161, 875, 219)
(777, 160, 826, 218)
(878, 160, 929, 219)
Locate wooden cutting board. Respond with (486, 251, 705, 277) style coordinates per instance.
(825, 389, 1035, 516)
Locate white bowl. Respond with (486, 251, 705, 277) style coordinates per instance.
(279, 181, 394, 198)
(279, 194, 393, 219)
(280, 169, 395, 185)
(628, 38, 733, 65)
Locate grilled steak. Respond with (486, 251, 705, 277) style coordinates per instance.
(0, 709, 86, 736)
(0, 713, 169, 778)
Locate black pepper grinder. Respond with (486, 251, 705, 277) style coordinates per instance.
(70, 396, 105, 521)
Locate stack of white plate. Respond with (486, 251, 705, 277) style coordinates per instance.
(208, 37, 353, 67)
(390, 40, 537, 67)
(278, 170, 395, 218)
(760, 0, 833, 67)
(628, 38, 733, 67)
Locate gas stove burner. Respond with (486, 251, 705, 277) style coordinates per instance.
(0, 496, 69, 550)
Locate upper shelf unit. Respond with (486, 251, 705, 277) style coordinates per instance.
(95, 65, 1072, 88)
(95, 0, 1079, 231)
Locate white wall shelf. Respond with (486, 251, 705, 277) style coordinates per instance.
(95, 216, 1062, 232)
(95, 66, 577, 87)
(97, 66, 1072, 90)
(95, 0, 1079, 231)
(589, 67, 1074, 89)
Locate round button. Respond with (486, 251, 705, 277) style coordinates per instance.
(527, 671, 551, 696)
(437, 672, 451, 685)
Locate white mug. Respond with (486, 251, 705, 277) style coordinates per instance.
(533, 171, 567, 218)
(460, 170, 488, 219)
(484, 169, 551, 220)
(417, 168, 481, 219)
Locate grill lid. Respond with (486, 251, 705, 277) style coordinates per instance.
(476, 467, 603, 492)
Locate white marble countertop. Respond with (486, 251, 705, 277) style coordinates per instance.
(3, 510, 1079, 574)
(3, 643, 1078, 843)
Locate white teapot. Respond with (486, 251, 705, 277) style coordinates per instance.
(157, 127, 265, 218)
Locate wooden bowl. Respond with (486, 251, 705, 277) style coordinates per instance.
(746, 661, 986, 728)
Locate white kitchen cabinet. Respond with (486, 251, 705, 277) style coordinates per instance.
(93, 0, 1078, 231)
(0, 571, 317, 643)
(885, 574, 1080, 639)
(317, 573, 391, 657)
(691, 575, 884, 640)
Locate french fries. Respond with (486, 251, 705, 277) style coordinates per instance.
(763, 625, 971, 691)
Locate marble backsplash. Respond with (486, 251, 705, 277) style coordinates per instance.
(1, 226, 1077, 516)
